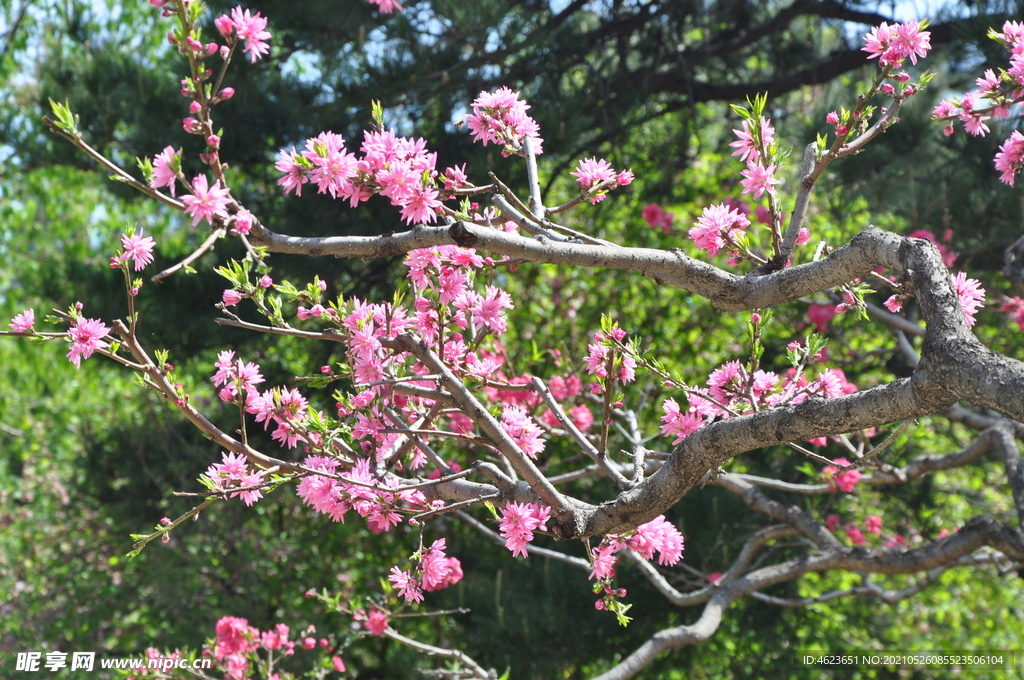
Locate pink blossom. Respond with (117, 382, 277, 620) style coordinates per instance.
(364, 608, 389, 635)
(688, 203, 751, 257)
(865, 515, 883, 535)
(303, 131, 358, 199)
(660, 398, 706, 444)
(863, 21, 930, 67)
(630, 515, 684, 565)
(119, 230, 156, 271)
(465, 87, 544, 154)
(740, 161, 783, 198)
(399, 186, 442, 225)
(1001, 296, 1024, 331)
(589, 542, 619, 580)
(215, 617, 258, 660)
(389, 566, 424, 602)
(729, 116, 775, 164)
(498, 501, 550, 558)
(825, 514, 841, 532)
(443, 164, 468, 190)
(467, 285, 513, 334)
(952, 272, 985, 327)
(826, 110, 841, 127)
(182, 175, 231, 226)
(584, 341, 609, 378)
(642, 203, 674, 231)
(571, 158, 619, 202)
(994, 130, 1024, 186)
(230, 7, 272, 62)
(708, 572, 723, 585)
(368, 0, 404, 12)
(846, 526, 866, 546)
(275, 147, 309, 196)
(823, 457, 862, 493)
(500, 404, 545, 458)
(884, 295, 903, 313)
(150, 146, 179, 196)
(67, 316, 111, 368)
(569, 404, 593, 433)
(232, 208, 254, 235)
(9, 308, 34, 333)
(806, 303, 836, 332)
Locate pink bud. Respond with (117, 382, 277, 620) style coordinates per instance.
(215, 15, 234, 38)
(160, 517, 171, 525)
(185, 37, 203, 52)
(188, 101, 201, 114)
(204, 43, 219, 57)
(222, 289, 243, 306)
(302, 637, 316, 650)
(220, 45, 230, 59)
(317, 279, 327, 292)
(258, 275, 273, 289)
(162, 533, 170, 543)
(218, 87, 235, 100)
(166, 32, 177, 45)
(207, 135, 221, 147)
(751, 312, 761, 323)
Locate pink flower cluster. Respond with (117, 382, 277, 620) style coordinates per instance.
(67, 316, 111, 369)
(995, 131, 1024, 187)
(822, 457, 862, 493)
(465, 87, 544, 155)
(276, 129, 442, 225)
(235, 374, 316, 451)
(930, 22, 1024, 183)
(660, 361, 857, 445)
(212, 616, 296, 680)
(388, 538, 463, 603)
(498, 501, 551, 558)
(642, 203, 675, 232)
(862, 21, 931, 67)
(500, 404, 545, 458)
(8, 308, 34, 333)
(583, 327, 635, 384)
(688, 203, 750, 257)
(570, 157, 633, 204)
(952, 272, 985, 328)
(1001, 296, 1024, 331)
(204, 451, 267, 506)
(589, 515, 684, 580)
(215, 7, 272, 63)
(296, 456, 430, 530)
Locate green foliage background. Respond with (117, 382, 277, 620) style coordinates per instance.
(2, 1, 1024, 678)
